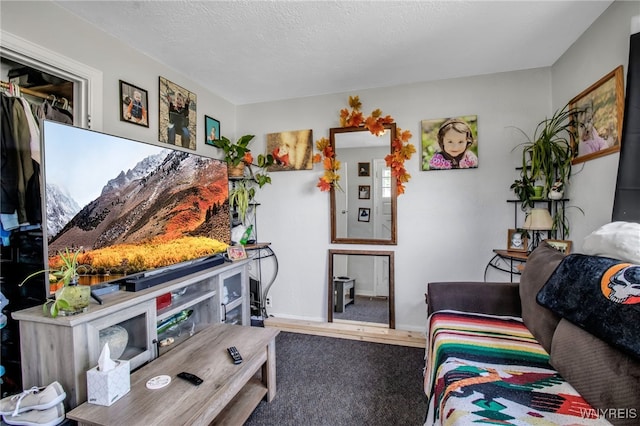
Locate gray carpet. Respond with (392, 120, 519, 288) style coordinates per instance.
(333, 296, 389, 324)
(245, 332, 428, 426)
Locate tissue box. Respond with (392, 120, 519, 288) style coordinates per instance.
(86, 360, 130, 406)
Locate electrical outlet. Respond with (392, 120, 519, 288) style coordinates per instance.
(266, 297, 272, 307)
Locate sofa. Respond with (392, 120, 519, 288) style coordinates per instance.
(423, 234, 640, 425)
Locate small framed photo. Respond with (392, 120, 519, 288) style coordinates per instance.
(358, 162, 370, 177)
(570, 65, 624, 164)
(227, 245, 247, 261)
(358, 207, 370, 222)
(545, 239, 572, 255)
(205, 115, 220, 146)
(507, 229, 528, 252)
(119, 80, 149, 127)
(358, 185, 370, 199)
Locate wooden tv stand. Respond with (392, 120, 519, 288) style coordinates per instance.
(67, 323, 279, 425)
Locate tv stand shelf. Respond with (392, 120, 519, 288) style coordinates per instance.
(12, 258, 250, 409)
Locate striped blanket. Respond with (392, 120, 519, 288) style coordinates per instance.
(424, 311, 610, 425)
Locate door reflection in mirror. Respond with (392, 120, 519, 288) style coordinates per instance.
(328, 249, 395, 328)
(330, 124, 397, 245)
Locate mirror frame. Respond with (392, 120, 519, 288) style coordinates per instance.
(327, 249, 395, 329)
(330, 123, 398, 245)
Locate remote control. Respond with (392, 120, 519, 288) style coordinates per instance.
(177, 372, 203, 386)
(227, 346, 243, 364)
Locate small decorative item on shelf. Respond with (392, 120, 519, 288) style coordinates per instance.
(549, 180, 564, 200)
(19, 247, 91, 318)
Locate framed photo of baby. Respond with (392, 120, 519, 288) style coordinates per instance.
(507, 229, 528, 253)
(570, 65, 624, 165)
(421, 115, 478, 171)
(159, 76, 197, 150)
(205, 115, 220, 146)
(119, 80, 149, 127)
(265, 129, 314, 171)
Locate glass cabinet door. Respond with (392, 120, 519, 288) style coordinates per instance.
(87, 301, 157, 371)
(218, 266, 248, 325)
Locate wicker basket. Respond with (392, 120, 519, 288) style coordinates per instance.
(228, 163, 245, 177)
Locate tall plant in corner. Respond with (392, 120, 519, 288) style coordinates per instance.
(512, 104, 578, 207)
(511, 104, 583, 237)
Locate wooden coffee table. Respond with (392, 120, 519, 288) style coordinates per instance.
(68, 323, 279, 425)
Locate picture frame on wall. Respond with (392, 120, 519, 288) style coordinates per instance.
(507, 229, 528, 253)
(570, 65, 624, 164)
(545, 239, 572, 255)
(358, 185, 370, 199)
(358, 207, 370, 222)
(159, 76, 197, 150)
(421, 115, 478, 171)
(358, 162, 370, 177)
(205, 115, 220, 146)
(119, 80, 149, 127)
(265, 129, 314, 171)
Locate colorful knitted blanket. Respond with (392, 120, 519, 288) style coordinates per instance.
(424, 311, 610, 425)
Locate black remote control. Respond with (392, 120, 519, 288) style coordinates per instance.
(227, 346, 243, 364)
(177, 372, 203, 386)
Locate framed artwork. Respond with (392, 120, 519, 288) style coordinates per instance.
(507, 229, 528, 253)
(545, 239, 572, 255)
(358, 162, 370, 177)
(205, 115, 220, 146)
(119, 80, 148, 127)
(266, 129, 314, 171)
(358, 207, 370, 222)
(227, 245, 247, 261)
(358, 185, 370, 200)
(421, 115, 478, 170)
(570, 65, 624, 164)
(159, 76, 197, 150)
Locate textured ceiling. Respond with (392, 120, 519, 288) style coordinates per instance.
(54, 0, 613, 105)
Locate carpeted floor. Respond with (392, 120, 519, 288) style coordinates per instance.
(245, 331, 428, 426)
(333, 295, 389, 324)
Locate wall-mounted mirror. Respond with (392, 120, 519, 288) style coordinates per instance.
(328, 249, 395, 328)
(330, 124, 397, 245)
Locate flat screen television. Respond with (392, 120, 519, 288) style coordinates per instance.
(41, 120, 231, 288)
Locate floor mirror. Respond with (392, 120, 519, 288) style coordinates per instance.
(327, 249, 395, 328)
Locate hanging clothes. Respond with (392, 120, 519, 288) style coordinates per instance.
(43, 100, 72, 124)
(0, 93, 42, 229)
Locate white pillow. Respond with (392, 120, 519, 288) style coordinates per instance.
(582, 221, 640, 264)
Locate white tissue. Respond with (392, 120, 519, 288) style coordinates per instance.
(98, 343, 116, 372)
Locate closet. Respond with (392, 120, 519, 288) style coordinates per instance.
(0, 57, 75, 398)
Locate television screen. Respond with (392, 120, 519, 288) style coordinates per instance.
(42, 120, 230, 287)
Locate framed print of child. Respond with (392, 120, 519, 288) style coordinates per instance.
(421, 115, 478, 171)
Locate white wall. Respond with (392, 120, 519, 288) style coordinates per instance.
(2, 1, 634, 332)
(238, 69, 552, 330)
(551, 0, 640, 250)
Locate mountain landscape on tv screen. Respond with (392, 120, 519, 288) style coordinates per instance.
(46, 149, 230, 275)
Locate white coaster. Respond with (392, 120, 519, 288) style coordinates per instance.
(146, 375, 171, 389)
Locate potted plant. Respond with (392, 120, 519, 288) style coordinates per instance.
(211, 134, 255, 176)
(20, 247, 91, 318)
(511, 103, 578, 200)
(229, 179, 256, 224)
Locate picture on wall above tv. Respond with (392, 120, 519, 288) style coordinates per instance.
(42, 120, 231, 286)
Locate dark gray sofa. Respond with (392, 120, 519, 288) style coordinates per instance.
(425, 242, 640, 425)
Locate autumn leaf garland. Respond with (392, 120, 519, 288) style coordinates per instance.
(314, 96, 415, 194)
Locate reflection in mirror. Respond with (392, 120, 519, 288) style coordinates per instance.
(328, 249, 395, 329)
(330, 124, 397, 245)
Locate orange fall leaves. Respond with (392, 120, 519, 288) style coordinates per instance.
(315, 96, 415, 194)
